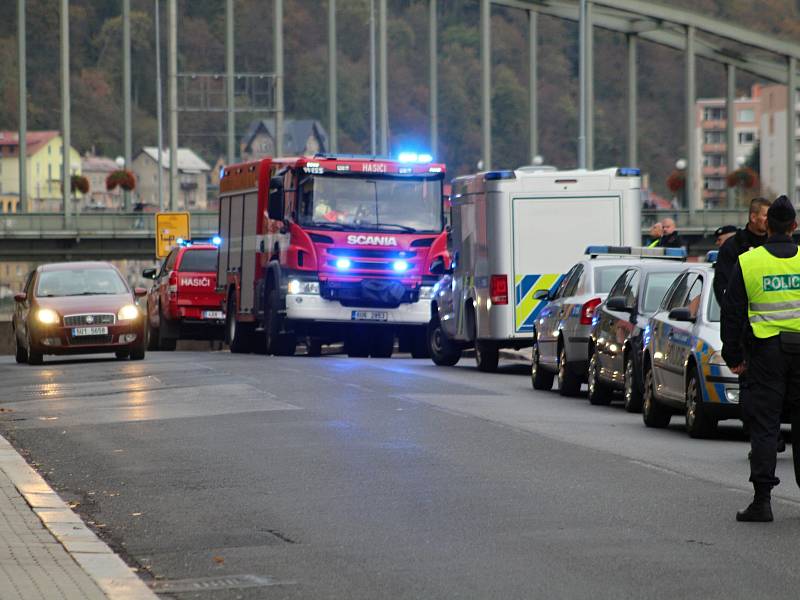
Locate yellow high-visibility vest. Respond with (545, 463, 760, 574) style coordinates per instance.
(739, 246, 800, 338)
(648, 239, 659, 248)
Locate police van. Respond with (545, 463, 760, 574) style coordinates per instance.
(428, 166, 642, 372)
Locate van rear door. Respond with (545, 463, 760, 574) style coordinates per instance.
(512, 194, 621, 333)
(176, 249, 224, 316)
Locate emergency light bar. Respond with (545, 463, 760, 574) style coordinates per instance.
(585, 245, 687, 260)
(616, 167, 641, 177)
(175, 237, 222, 248)
(705, 250, 719, 263)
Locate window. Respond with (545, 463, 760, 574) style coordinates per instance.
(703, 154, 725, 167)
(738, 108, 755, 122)
(553, 265, 578, 299)
(594, 266, 629, 294)
(685, 276, 703, 318)
(703, 107, 725, 121)
(664, 273, 692, 311)
(642, 271, 683, 314)
(563, 264, 584, 298)
(704, 131, 725, 144)
(48, 164, 51, 180)
(177, 249, 218, 273)
(621, 270, 641, 307)
(738, 131, 755, 144)
(608, 269, 633, 299)
(704, 177, 726, 191)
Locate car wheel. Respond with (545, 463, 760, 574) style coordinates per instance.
(642, 365, 671, 428)
(115, 350, 130, 360)
(686, 370, 717, 438)
(26, 334, 43, 366)
(14, 330, 28, 364)
(146, 315, 159, 351)
(428, 316, 461, 366)
(587, 350, 612, 405)
(557, 345, 581, 397)
(409, 329, 430, 359)
(475, 340, 499, 372)
(158, 306, 177, 351)
(305, 337, 323, 357)
(623, 356, 644, 413)
(369, 329, 394, 358)
(531, 341, 554, 390)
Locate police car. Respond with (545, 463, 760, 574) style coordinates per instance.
(531, 249, 632, 395)
(587, 248, 687, 409)
(640, 252, 740, 437)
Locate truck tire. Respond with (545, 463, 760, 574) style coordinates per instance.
(428, 316, 461, 366)
(305, 337, 323, 357)
(264, 287, 296, 356)
(410, 328, 430, 359)
(475, 340, 499, 372)
(531, 341, 554, 390)
(345, 329, 370, 358)
(158, 306, 177, 351)
(369, 329, 394, 358)
(226, 294, 253, 354)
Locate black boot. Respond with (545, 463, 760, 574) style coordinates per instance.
(736, 486, 773, 522)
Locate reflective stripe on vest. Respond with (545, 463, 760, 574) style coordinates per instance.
(648, 239, 659, 248)
(739, 246, 800, 338)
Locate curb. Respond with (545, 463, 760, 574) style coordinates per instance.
(0, 434, 158, 600)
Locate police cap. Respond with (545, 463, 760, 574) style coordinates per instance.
(768, 195, 796, 223)
(713, 224, 736, 238)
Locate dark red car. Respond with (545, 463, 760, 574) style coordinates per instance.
(12, 262, 147, 365)
(143, 243, 225, 350)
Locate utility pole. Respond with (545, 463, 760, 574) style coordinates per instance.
(481, 0, 491, 170)
(274, 0, 284, 156)
(369, 0, 376, 156)
(226, 0, 235, 164)
(18, 0, 27, 212)
(155, 0, 164, 211)
(378, 0, 388, 156)
(328, 0, 337, 153)
(61, 0, 71, 223)
(528, 10, 538, 163)
(123, 0, 132, 211)
(168, 0, 178, 211)
(685, 25, 696, 216)
(429, 0, 438, 157)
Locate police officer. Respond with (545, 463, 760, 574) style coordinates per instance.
(721, 195, 800, 522)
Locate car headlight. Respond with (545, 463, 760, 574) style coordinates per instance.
(419, 286, 434, 300)
(117, 304, 140, 321)
(287, 279, 319, 295)
(36, 308, 59, 325)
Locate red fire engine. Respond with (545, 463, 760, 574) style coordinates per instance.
(216, 153, 448, 358)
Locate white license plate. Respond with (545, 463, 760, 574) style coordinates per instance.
(71, 326, 108, 336)
(351, 310, 388, 322)
(202, 311, 225, 320)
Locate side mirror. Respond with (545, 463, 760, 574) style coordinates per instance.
(133, 287, 148, 298)
(14, 292, 27, 303)
(533, 289, 551, 301)
(606, 296, 633, 313)
(142, 267, 157, 279)
(429, 256, 449, 275)
(268, 176, 285, 221)
(668, 307, 695, 322)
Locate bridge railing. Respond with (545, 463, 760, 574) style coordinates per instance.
(641, 208, 749, 233)
(0, 212, 219, 237)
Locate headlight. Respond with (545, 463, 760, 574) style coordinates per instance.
(117, 304, 140, 321)
(708, 351, 727, 366)
(287, 280, 319, 295)
(419, 286, 434, 300)
(36, 308, 59, 325)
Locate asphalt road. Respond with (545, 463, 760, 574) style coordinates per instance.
(1, 351, 800, 600)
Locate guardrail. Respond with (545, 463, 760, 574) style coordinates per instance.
(641, 209, 749, 232)
(0, 212, 219, 237)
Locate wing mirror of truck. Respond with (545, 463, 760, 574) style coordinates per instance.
(668, 307, 695, 322)
(142, 267, 157, 279)
(133, 287, 148, 298)
(606, 296, 633, 313)
(429, 256, 451, 276)
(14, 292, 26, 303)
(533, 289, 551, 301)
(268, 176, 285, 221)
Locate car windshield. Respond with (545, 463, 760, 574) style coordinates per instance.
(36, 268, 128, 297)
(708, 292, 721, 322)
(298, 174, 443, 233)
(594, 266, 629, 294)
(641, 271, 683, 314)
(178, 250, 217, 272)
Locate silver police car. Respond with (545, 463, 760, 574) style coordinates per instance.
(531, 248, 640, 395)
(640, 257, 740, 438)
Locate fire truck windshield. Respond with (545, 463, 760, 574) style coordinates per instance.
(298, 174, 443, 233)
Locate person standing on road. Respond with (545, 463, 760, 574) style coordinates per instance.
(657, 218, 684, 248)
(721, 196, 800, 522)
(714, 224, 737, 248)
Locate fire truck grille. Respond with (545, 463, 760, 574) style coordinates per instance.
(321, 281, 418, 308)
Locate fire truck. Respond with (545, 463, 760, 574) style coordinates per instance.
(216, 153, 447, 358)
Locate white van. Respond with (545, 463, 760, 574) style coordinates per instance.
(427, 166, 642, 372)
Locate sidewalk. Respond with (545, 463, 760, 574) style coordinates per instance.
(0, 435, 157, 600)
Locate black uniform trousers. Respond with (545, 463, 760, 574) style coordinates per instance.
(744, 336, 800, 489)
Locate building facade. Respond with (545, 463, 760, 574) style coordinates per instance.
(0, 131, 82, 212)
(80, 154, 122, 211)
(694, 86, 761, 208)
(239, 119, 328, 162)
(759, 84, 800, 202)
(132, 148, 211, 211)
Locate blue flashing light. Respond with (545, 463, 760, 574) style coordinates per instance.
(664, 248, 688, 258)
(393, 260, 409, 273)
(585, 245, 632, 255)
(176, 237, 185, 246)
(398, 152, 419, 163)
(484, 170, 516, 181)
(417, 153, 433, 163)
(705, 250, 719, 263)
(212, 235, 222, 246)
(617, 167, 641, 176)
(219, 166, 225, 180)
(336, 258, 352, 270)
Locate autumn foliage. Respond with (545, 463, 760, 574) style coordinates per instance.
(70, 175, 89, 194)
(726, 167, 759, 190)
(106, 169, 136, 192)
(666, 170, 686, 193)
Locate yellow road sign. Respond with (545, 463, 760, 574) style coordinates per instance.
(155, 212, 190, 258)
